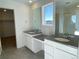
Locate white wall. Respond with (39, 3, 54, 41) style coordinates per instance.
(0, 0, 31, 48)
(32, 0, 55, 35)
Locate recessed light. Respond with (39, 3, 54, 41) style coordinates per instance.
(3, 9, 7, 12)
(29, 0, 32, 3)
(77, 5, 79, 7)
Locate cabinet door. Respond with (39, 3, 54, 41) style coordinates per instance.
(54, 48, 77, 59)
(44, 44, 54, 55)
(45, 53, 53, 59)
(26, 36, 33, 50)
(23, 34, 28, 47)
(23, 34, 33, 49)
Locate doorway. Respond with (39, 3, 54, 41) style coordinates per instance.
(0, 8, 16, 49)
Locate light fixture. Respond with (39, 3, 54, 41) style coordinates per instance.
(76, 5, 79, 8)
(29, 0, 32, 3)
(3, 9, 7, 12)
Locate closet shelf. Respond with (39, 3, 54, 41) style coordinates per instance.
(0, 20, 14, 22)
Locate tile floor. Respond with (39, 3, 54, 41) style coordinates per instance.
(0, 47, 44, 59)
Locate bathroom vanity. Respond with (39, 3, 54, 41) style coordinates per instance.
(23, 30, 43, 53)
(23, 30, 78, 59)
(44, 37, 78, 59)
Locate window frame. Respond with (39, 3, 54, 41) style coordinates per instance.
(71, 15, 77, 24)
(42, 2, 54, 26)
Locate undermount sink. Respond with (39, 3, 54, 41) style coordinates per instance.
(26, 31, 41, 35)
(55, 38, 70, 42)
(28, 32, 35, 34)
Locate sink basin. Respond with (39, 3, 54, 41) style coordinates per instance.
(26, 31, 41, 35)
(23, 30, 42, 36)
(28, 32, 35, 34)
(55, 38, 70, 42)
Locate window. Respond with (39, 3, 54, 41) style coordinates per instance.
(71, 15, 77, 24)
(74, 31, 79, 35)
(42, 3, 55, 25)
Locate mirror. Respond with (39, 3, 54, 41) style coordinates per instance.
(31, 0, 55, 35)
(31, 0, 53, 30)
(56, 0, 79, 35)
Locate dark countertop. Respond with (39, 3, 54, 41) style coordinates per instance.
(34, 34, 79, 48)
(23, 30, 78, 48)
(23, 30, 42, 35)
(33, 34, 47, 41)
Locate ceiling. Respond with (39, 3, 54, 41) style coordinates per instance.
(55, 0, 79, 8)
(15, 0, 40, 4)
(55, 0, 79, 13)
(8, 0, 78, 8)
(14, 0, 79, 7)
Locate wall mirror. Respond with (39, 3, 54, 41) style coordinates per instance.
(56, 0, 79, 35)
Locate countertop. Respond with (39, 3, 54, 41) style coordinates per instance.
(34, 34, 79, 48)
(23, 30, 42, 35)
(23, 30, 79, 48)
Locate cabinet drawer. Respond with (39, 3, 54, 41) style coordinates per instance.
(44, 39, 77, 56)
(27, 37, 33, 43)
(44, 44, 54, 56)
(54, 48, 77, 59)
(45, 53, 53, 59)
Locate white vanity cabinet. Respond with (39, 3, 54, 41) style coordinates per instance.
(23, 33, 43, 53)
(54, 48, 77, 59)
(44, 43, 54, 59)
(25, 35, 33, 50)
(44, 39, 77, 59)
(23, 33, 34, 52)
(45, 53, 53, 59)
(0, 38, 2, 55)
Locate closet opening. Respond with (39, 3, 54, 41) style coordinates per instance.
(0, 8, 16, 49)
